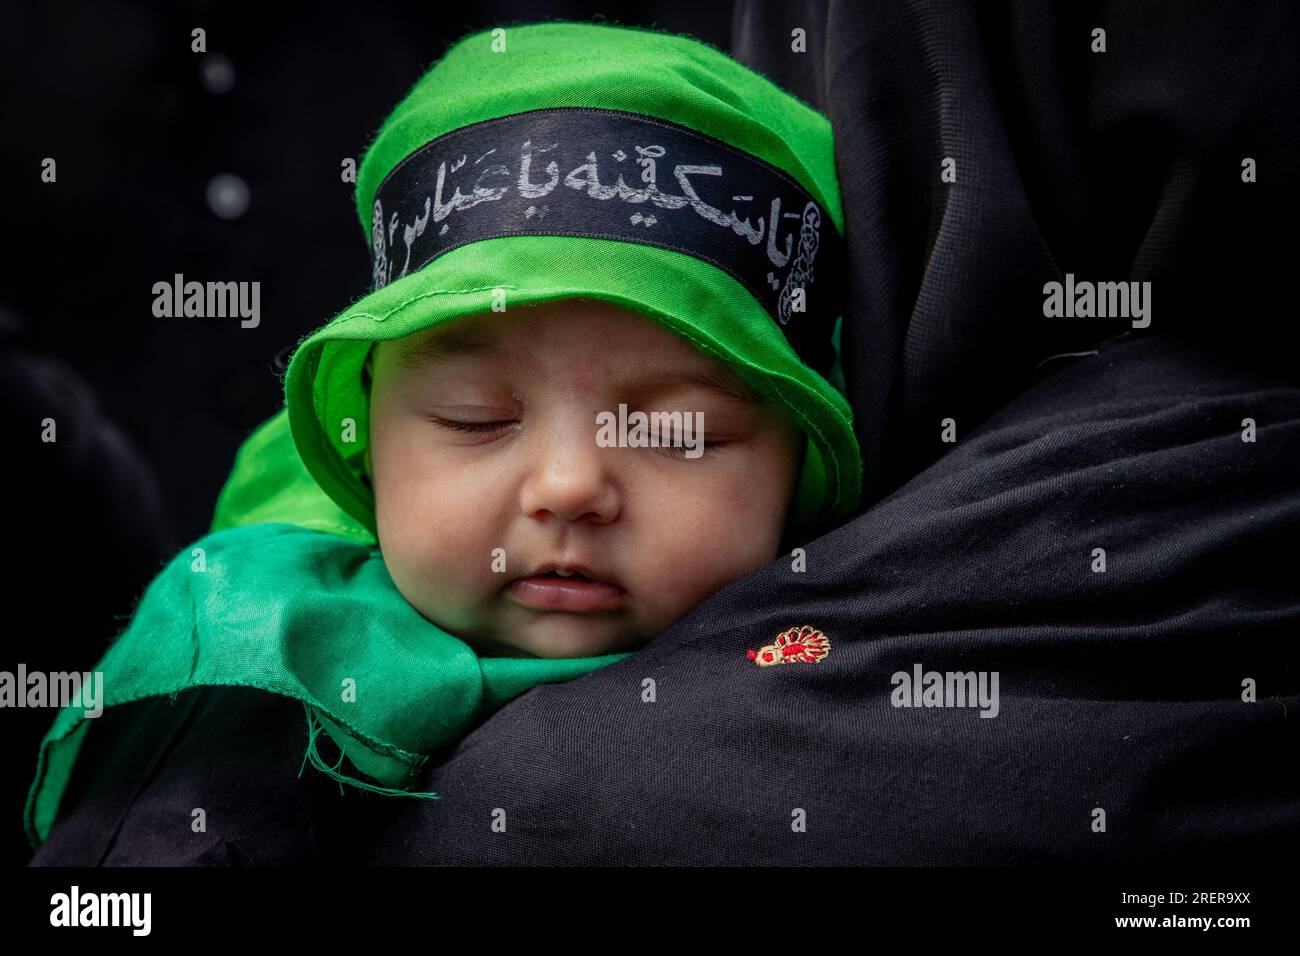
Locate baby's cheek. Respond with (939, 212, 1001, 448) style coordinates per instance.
(374, 491, 454, 606)
(640, 504, 787, 628)
(635, 534, 741, 625)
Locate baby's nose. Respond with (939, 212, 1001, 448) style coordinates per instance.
(517, 414, 620, 524)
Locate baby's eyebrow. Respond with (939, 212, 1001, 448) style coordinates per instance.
(623, 366, 768, 406)
(394, 329, 526, 370)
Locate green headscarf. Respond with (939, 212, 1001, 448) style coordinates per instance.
(25, 20, 860, 849)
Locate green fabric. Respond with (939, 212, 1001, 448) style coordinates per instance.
(212, 402, 375, 545)
(25, 522, 631, 847)
(25, 20, 861, 849)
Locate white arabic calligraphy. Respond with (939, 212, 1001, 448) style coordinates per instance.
(371, 199, 392, 289)
(777, 202, 822, 325)
(373, 138, 820, 291)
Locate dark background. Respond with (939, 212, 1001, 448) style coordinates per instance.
(0, 0, 733, 551)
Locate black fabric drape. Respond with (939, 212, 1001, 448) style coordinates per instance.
(734, 0, 1299, 506)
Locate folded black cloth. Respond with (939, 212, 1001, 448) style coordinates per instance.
(734, 0, 1300, 504)
(31, 331, 1300, 865)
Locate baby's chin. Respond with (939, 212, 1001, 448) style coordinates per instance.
(465, 617, 651, 660)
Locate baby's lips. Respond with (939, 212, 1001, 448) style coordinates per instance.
(505, 573, 627, 613)
(522, 561, 622, 590)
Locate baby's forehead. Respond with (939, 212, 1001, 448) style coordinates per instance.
(381, 309, 769, 406)
(393, 299, 664, 352)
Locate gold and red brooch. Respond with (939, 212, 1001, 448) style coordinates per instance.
(747, 625, 830, 667)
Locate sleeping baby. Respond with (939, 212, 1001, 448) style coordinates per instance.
(25, 19, 861, 848)
(362, 297, 806, 660)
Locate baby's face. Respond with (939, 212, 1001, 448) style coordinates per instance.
(366, 298, 803, 658)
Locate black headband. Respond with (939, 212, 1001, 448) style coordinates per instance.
(368, 107, 845, 376)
